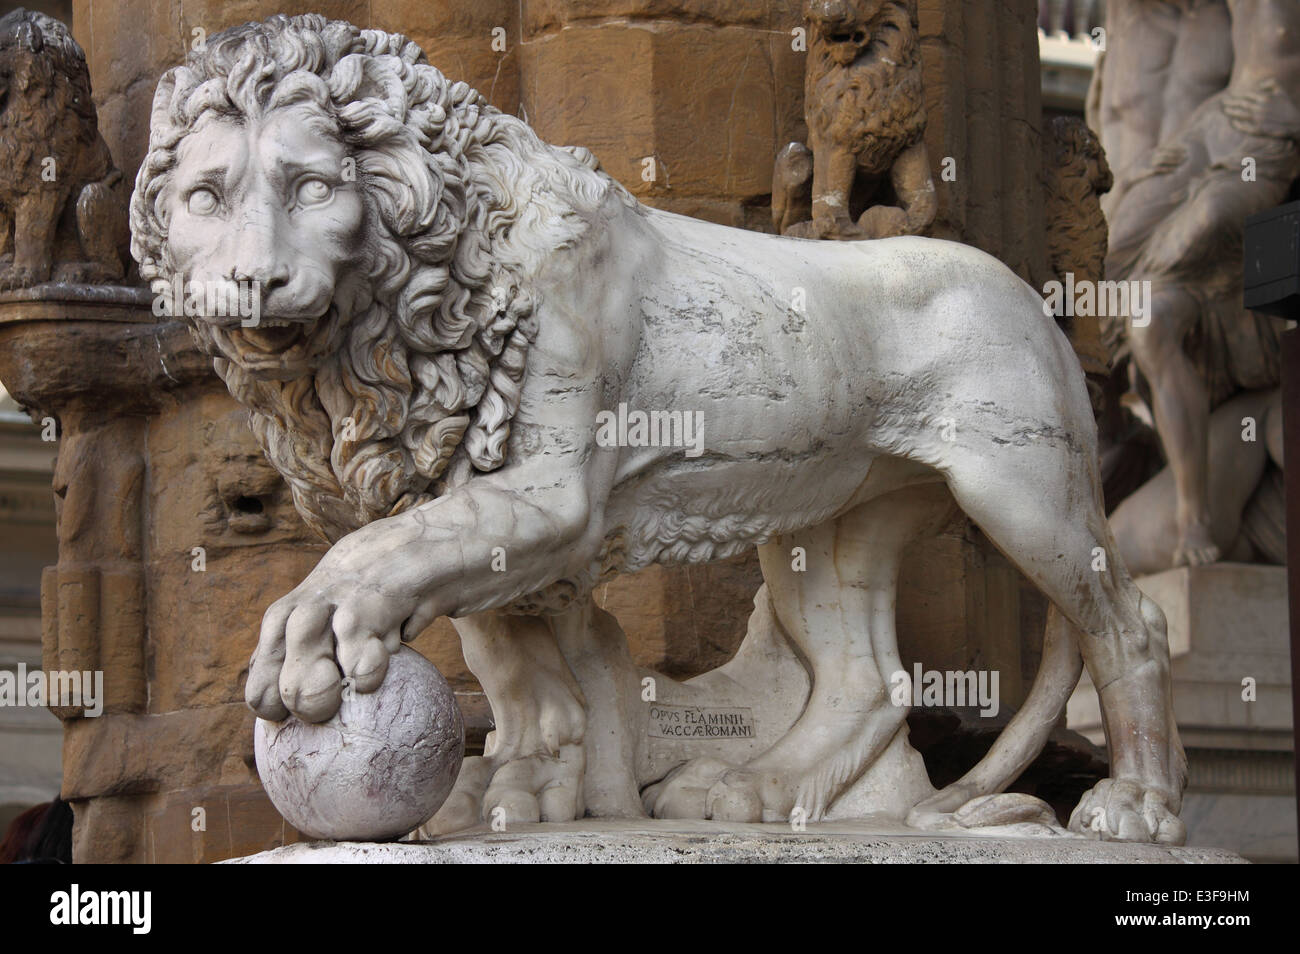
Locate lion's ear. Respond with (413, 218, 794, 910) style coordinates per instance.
(148, 71, 176, 139)
(148, 66, 192, 147)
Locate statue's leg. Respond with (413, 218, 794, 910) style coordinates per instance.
(1127, 284, 1219, 566)
(644, 483, 953, 822)
(551, 600, 648, 818)
(0, 205, 13, 261)
(1, 190, 61, 288)
(809, 139, 865, 239)
(935, 429, 1186, 844)
(1107, 388, 1278, 574)
(421, 609, 588, 834)
(854, 139, 933, 239)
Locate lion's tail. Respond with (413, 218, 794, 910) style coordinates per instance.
(916, 603, 1083, 813)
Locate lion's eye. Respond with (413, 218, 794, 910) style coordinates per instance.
(296, 178, 333, 207)
(187, 188, 220, 216)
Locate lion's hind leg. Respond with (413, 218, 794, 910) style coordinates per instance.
(421, 610, 589, 835)
(645, 483, 953, 823)
(925, 433, 1187, 844)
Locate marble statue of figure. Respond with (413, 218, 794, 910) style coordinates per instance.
(130, 14, 1187, 843)
(1094, 0, 1297, 571)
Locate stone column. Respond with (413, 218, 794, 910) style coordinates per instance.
(0, 289, 324, 862)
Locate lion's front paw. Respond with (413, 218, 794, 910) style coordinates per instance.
(484, 745, 587, 825)
(246, 582, 418, 724)
(0, 263, 50, 290)
(418, 745, 587, 835)
(417, 650, 589, 836)
(1068, 779, 1186, 845)
(54, 260, 122, 284)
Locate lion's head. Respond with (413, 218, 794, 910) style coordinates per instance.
(804, 0, 917, 66)
(131, 14, 618, 542)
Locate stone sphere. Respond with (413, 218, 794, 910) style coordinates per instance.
(254, 646, 464, 841)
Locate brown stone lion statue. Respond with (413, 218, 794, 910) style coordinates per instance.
(0, 8, 127, 289)
(773, 0, 937, 239)
(131, 14, 1186, 844)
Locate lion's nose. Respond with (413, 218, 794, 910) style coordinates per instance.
(230, 264, 291, 296)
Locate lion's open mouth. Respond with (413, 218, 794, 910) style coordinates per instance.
(237, 319, 307, 353)
(828, 30, 868, 45)
(203, 313, 329, 379)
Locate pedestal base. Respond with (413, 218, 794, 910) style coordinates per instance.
(227, 819, 1246, 864)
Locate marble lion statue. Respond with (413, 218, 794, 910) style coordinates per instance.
(131, 14, 1186, 843)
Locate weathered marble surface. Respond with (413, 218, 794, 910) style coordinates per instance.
(254, 647, 463, 841)
(228, 820, 1246, 865)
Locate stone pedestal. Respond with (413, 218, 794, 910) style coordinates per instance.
(1068, 564, 1296, 862)
(229, 819, 1246, 865)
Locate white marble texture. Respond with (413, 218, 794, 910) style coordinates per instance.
(254, 647, 463, 841)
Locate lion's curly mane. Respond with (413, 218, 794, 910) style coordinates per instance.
(131, 14, 620, 542)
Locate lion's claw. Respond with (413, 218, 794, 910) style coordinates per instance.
(0, 264, 48, 290)
(280, 655, 343, 723)
(1069, 778, 1186, 845)
(247, 571, 419, 723)
(706, 772, 765, 822)
(418, 746, 586, 836)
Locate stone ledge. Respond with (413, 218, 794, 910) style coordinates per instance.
(0, 282, 152, 308)
(227, 819, 1247, 864)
